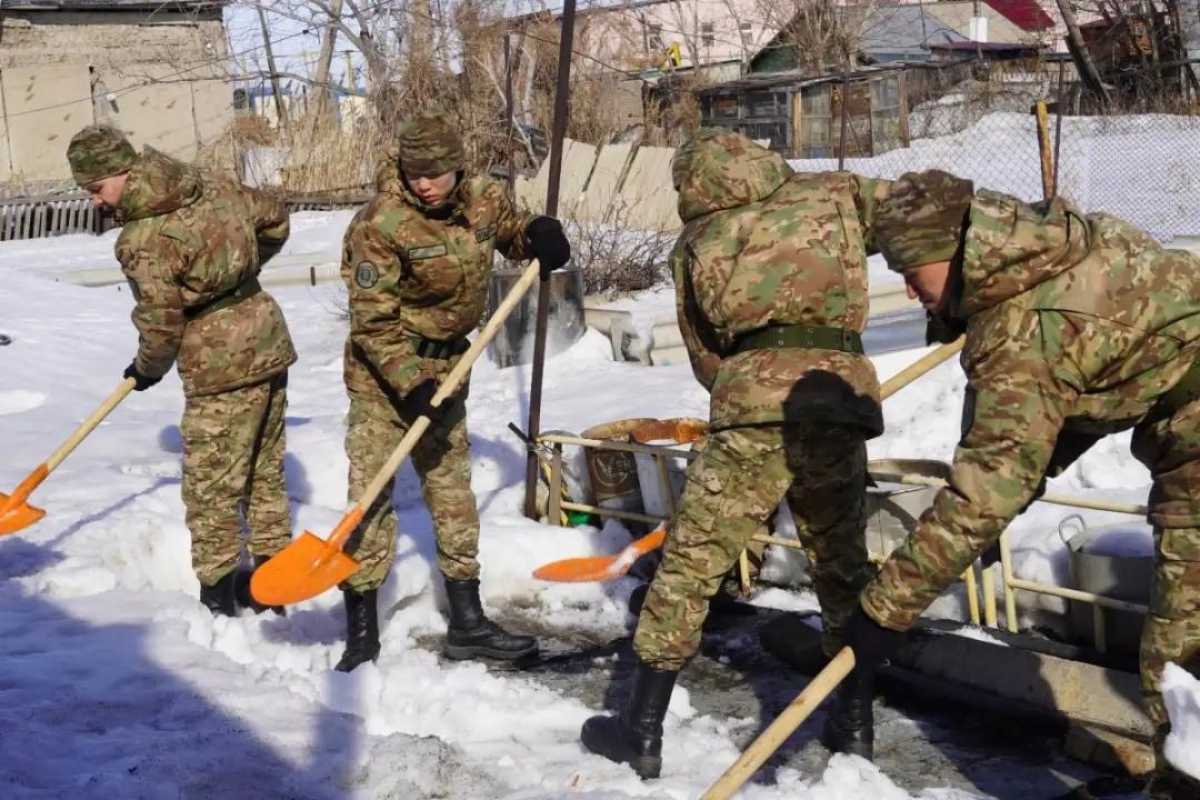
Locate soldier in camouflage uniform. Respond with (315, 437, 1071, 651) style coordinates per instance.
(66, 126, 296, 618)
(841, 170, 1200, 799)
(582, 129, 896, 778)
(334, 112, 571, 672)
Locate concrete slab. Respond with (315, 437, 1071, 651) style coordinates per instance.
(577, 143, 633, 223)
(620, 145, 679, 232)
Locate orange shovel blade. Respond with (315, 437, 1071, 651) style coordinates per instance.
(533, 525, 668, 583)
(0, 491, 47, 536)
(249, 531, 360, 606)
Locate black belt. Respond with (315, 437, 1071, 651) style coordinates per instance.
(186, 277, 262, 321)
(413, 336, 469, 359)
(733, 325, 864, 355)
(1157, 357, 1200, 415)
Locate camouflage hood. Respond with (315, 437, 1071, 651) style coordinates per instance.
(957, 190, 1090, 317)
(673, 129, 794, 223)
(117, 147, 202, 222)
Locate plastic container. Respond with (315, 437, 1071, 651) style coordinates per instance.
(629, 418, 707, 518)
(580, 417, 657, 515)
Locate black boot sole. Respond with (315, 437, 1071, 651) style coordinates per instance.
(820, 716, 874, 761)
(581, 716, 662, 779)
(443, 641, 539, 662)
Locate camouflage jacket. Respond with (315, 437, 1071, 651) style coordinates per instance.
(114, 148, 296, 397)
(340, 156, 533, 397)
(863, 189, 1200, 630)
(672, 135, 892, 434)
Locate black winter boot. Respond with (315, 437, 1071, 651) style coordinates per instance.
(200, 570, 238, 618)
(820, 665, 876, 760)
(334, 588, 380, 673)
(581, 659, 678, 779)
(443, 578, 537, 661)
(235, 555, 286, 616)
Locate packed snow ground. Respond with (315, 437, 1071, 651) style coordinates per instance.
(0, 213, 1169, 798)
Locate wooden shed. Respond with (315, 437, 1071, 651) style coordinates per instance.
(695, 67, 910, 159)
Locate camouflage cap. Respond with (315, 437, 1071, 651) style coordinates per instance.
(875, 169, 974, 273)
(67, 125, 137, 186)
(395, 112, 464, 178)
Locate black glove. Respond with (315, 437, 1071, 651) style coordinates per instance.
(123, 362, 162, 392)
(407, 380, 447, 421)
(525, 216, 571, 279)
(844, 606, 907, 670)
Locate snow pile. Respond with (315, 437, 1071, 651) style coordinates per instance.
(1163, 663, 1200, 780)
(0, 258, 1000, 797)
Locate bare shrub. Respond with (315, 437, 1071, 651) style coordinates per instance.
(562, 195, 675, 298)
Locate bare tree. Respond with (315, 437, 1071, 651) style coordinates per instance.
(752, 0, 879, 74)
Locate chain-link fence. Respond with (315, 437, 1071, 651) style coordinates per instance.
(782, 59, 1200, 243)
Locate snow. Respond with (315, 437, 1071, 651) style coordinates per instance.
(0, 230, 1001, 798)
(0, 150, 1176, 792)
(1163, 663, 1200, 780)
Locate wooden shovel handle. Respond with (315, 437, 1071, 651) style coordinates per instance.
(46, 377, 137, 473)
(701, 647, 857, 800)
(879, 337, 964, 400)
(330, 261, 542, 549)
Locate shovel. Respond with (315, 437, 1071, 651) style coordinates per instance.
(532, 523, 667, 582)
(0, 377, 136, 535)
(532, 338, 966, 582)
(250, 261, 543, 607)
(701, 646, 856, 799)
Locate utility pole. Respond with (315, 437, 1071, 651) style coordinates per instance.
(257, 7, 290, 136)
(311, 0, 345, 128)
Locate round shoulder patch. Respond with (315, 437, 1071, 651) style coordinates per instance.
(355, 261, 380, 289)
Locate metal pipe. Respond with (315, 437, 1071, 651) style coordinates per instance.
(504, 32, 515, 198)
(1006, 578, 1149, 615)
(523, 0, 578, 518)
(1053, 59, 1065, 198)
(837, 70, 850, 170)
(539, 433, 699, 460)
(963, 563, 981, 626)
(999, 530, 1018, 633)
(982, 565, 998, 627)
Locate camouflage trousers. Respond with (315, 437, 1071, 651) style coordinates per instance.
(1131, 401, 1200, 798)
(341, 384, 480, 592)
(181, 373, 291, 586)
(633, 422, 873, 671)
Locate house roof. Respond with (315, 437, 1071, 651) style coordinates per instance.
(0, 1, 226, 10)
(984, 0, 1055, 32)
(922, 1, 1034, 44)
(860, 5, 970, 60)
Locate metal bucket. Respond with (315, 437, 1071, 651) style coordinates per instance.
(580, 418, 657, 515)
(864, 459, 946, 561)
(486, 266, 586, 367)
(1065, 518, 1154, 654)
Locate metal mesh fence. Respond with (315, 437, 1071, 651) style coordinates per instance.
(786, 64, 1200, 243)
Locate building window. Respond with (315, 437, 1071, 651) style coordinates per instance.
(648, 23, 664, 51)
(702, 22, 714, 47)
(739, 21, 753, 48)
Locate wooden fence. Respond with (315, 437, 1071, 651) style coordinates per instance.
(0, 191, 371, 243)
